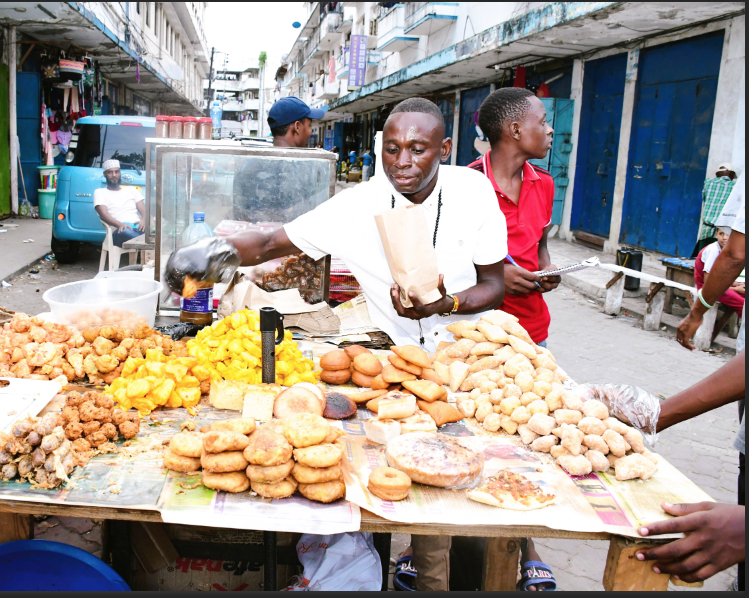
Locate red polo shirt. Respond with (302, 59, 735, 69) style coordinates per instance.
(468, 150, 555, 343)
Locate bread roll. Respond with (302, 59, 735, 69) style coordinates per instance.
(319, 350, 351, 371)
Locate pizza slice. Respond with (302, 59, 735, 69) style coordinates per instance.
(466, 469, 556, 511)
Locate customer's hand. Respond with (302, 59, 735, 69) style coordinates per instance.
(676, 309, 703, 351)
(505, 264, 541, 295)
(137, 221, 145, 232)
(391, 274, 451, 320)
(637, 502, 745, 583)
(165, 237, 241, 296)
(731, 282, 745, 296)
(538, 264, 562, 293)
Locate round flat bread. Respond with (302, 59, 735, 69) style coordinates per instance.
(386, 432, 483, 488)
(273, 387, 324, 419)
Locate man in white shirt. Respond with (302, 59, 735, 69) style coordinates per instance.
(93, 159, 145, 248)
(166, 98, 508, 591)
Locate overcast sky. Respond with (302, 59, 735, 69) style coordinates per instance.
(203, 2, 308, 80)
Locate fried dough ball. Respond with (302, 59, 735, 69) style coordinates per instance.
(78, 402, 98, 422)
(283, 413, 330, 448)
(86, 431, 108, 448)
(251, 476, 298, 499)
(101, 423, 118, 440)
(246, 460, 295, 484)
(200, 451, 248, 473)
(82, 391, 99, 403)
(582, 434, 609, 455)
(585, 450, 610, 473)
(292, 444, 344, 468)
(202, 430, 250, 454)
(112, 410, 129, 426)
(81, 327, 100, 343)
(96, 408, 113, 424)
(71, 437, 92, 453)
(243, 429, 293, 467)
(602, 429, 627, 458)
(62, 406, 80, 425)
(64, 422, 84, 440)
(118, 421, 139, 439)
(169, 432, 204, 458)
(578, 417, 606, 436)
(581, 399, 609, 421)
(95, 395, 114, 409)
(202, 471, 250, 493)
(65, 391, 85, 408)
(291, 462, 342, 484)
(81, 420, 101, 436)
(297, 479, 346, 503)
(557, 454, 592, 476)
(163, 449, 201, 473)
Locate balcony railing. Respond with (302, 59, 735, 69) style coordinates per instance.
(404, 2, 459, 34)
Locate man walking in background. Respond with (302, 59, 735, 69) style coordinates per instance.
(693, 163, 737, 258)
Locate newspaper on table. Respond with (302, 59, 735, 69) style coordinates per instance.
(0, 377, 64, 433)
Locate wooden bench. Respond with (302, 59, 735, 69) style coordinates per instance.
(658, 257, 696, 314)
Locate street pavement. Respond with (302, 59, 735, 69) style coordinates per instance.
(4, 232, 740, 591)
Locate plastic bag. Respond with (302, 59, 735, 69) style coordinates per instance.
(164, 237, 241, 295)
(386, 432, 484, 489)
(575, 384, 661, 446)
(289, 532, 382, 591)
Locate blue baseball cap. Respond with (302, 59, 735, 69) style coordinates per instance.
(267, 97, 325, 129)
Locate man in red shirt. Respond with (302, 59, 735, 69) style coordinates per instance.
(468, 87, 561, 345)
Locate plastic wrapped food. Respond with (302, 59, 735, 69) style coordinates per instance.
(386, 432, 484, 489)
(164, 237, 241, 296)
(575, 384, 661, 445)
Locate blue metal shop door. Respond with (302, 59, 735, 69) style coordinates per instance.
(456, 85, 491, 166)
(17, 71, 41, 206)
(570, 53, 627, 238)
(620, 33, 724, 256)
(434, 96, 454, 165)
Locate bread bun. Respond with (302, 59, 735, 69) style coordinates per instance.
(321, 369, 351, 385)
(273, 386, 324, 419)
(319, 350, 351, 371)
(353, 353, 383, 377)
(344, 345, 371, 359)
(351, 369, 376, 388)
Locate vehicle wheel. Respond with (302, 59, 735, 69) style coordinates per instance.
(50, 234, 80, 265)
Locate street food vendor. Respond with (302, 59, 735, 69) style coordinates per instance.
(165, 97, 508, 592)
(166, 97, 508, 354)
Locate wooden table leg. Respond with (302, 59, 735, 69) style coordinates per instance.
(664, 269, 675, 315)
(603, 536, 670, 591)
(372, 533, 392, 591)
(0, 513, 33, 544)
(482, 537, 520, 591)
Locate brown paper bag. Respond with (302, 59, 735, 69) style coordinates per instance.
(375, 204, 442, 308)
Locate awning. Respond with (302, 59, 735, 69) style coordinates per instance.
(328, 1, 744, 113)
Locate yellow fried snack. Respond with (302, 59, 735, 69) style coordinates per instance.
(202, 430, 251, 453)
(292, 444, 343, 468)
(291, 462, 342, 484)
(243, 428, 293, 466)
(245, 460, 295, 484)
(297, 479, 346, 503)
(251, 476, 298, 499)
(200, 450, 249, 473)
(202, 471, 250, 493)
(169, 432, 204, 458)
(283, 413, 330, 448)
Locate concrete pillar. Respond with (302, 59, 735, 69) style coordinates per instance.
(604, 48, 639, 255)
(559, 58, 583, 241)
(707, 15, 745, 177)
(9, 26, 17, 215)
(643, 287, 666, 331)
(450, 89, 461, 166)
(694, 303, 719, 351)
(604, 275, 625, 316)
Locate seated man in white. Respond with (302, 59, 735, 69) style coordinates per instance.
(93, 159, 145, 247)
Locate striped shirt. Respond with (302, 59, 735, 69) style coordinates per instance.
(698, 176, 736, 241)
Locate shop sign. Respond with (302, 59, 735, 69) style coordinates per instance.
(347, 35, 368, 91)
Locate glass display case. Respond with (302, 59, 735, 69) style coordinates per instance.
(145, 139, 337, 311)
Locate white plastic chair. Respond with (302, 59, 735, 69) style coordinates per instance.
(99, 224, 139, 272)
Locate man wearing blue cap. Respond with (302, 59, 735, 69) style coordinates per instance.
(268, 96, 325, 148)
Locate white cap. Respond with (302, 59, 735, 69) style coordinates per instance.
(102, 159, 120, 172)
(717, 162, 735, 173)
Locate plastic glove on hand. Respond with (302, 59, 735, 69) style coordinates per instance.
(165, 237, 241, 296)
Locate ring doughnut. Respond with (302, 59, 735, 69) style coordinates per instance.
(297, 479, 346, 503)
(367, 466, 411, 501)
(246, 459, 295, 483)
(283, 413, 330, 448)
(291, 462, 342, 484)
(163, 449, 201, 473)
(251, 476, 298, 499)
(292, 444, 343, 468)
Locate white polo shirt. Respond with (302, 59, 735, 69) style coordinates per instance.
(93, 186, 143, 225)
(284, 165, 508, 351)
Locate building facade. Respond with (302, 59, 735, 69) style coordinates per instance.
(203, 66, 261, 138)
(0, 2, 210, 214)
(275, 2, 745, 257)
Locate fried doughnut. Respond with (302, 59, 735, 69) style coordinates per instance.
(202, 471, 250, 493)
(245, 459, 295, 484)
(169, 432, 203, 458)
(244, 429, 293, 466)
(283, 413, 330, 448)
(201, 450, 249, 473)
(322, 427, 346, 445)
(368, 466, 411, 501)
(81, 420, 101, 436)
(292, 462, 342, 484)
(65, 391, 85, 407)
(164, 449, 201, 473)
(202, 430, 250, 453)
(297, 479, 346, 503)
(251, 476, 298, 499)
(208, 419, 256, 435)
(293, 443, 343, 468)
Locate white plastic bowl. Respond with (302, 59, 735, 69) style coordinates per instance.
(43, 278, 163, 330)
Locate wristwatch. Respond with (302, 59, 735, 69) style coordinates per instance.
(439, 294, 459, 317)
